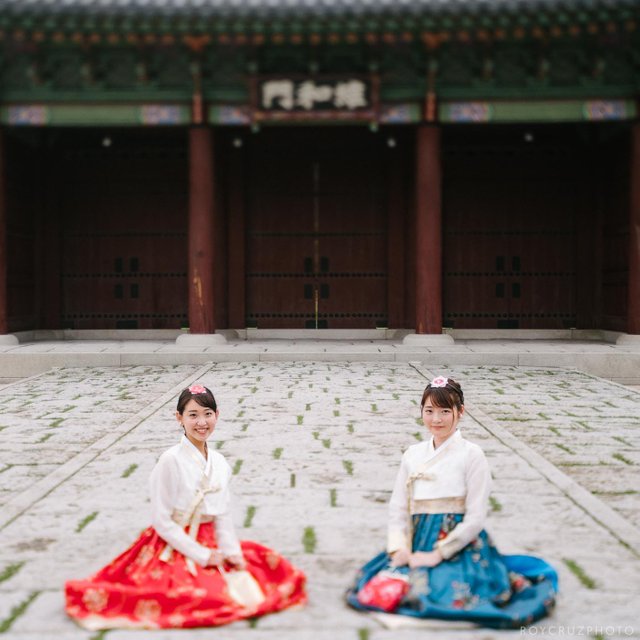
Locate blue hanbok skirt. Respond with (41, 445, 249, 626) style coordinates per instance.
(346, 513, 557, 629)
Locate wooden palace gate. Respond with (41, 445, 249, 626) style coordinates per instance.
(442, 126, 583, 330)
(244, 128, 390, 329)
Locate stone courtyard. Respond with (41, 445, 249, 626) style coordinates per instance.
(0, 361, 638, 640)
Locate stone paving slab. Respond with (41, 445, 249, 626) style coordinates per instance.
(0, 362, 638, 640)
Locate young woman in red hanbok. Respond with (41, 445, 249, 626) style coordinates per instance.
(65, 384, 306, 630)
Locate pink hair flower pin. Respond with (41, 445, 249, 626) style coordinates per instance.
(430, 376, 448, 388)
(188, 384, 207, 395)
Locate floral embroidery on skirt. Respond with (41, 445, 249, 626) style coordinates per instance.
(346, 512, 556, 629)
(65, 522, 306, 630)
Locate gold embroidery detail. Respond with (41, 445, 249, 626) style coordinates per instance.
(134, 599, 162, 621)
(82, 588, 108, 613)
(266, 551, 281, 570)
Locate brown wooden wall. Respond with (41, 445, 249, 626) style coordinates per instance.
(441, 125, 611, 330)
(239, 127, 403, 329)
(0, 123, 632, 334)
(54, 129, 189, 330)
(598, 129, 630, 332)
(4, 130, 40, 332)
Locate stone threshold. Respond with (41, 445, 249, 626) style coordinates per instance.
(3, 327, 636, 344)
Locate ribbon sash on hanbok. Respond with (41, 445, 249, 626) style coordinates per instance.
(158, 446, 221, 576)
(218, 565, 266, 609)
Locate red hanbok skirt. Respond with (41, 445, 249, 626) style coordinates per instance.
(65, 523, 307, 629)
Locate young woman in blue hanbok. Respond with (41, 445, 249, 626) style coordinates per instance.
(347, 376, 557, 628)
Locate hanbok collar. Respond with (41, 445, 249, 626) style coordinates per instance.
(180, 434, 211, 473)
(426, 428, 462, 461)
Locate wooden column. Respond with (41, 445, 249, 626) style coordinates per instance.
(0, 130, 7, 334)
(188, 127, 216, 334)
(415, 125, 442, 334)
(629, 123, 640, 334)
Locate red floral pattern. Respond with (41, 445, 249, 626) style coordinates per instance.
(65, 523, 306, 629)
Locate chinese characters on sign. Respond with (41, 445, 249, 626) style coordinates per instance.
(259, 78, 371, 114)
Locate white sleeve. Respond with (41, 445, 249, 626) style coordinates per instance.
(149, 454, 211, 567)
(387, 454, 411, 554)
(214, 463, 242, 557)
(435, 446, 491, 559)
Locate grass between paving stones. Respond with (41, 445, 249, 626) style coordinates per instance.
(37, 432, 54, 443)
(0, 464, 13, 474)
(554, 443, 574, 455)
(548, 426, 561, 436)
(290, 473, 296, 488)
(312, 431, 319, 440)
(412, 431, 423, 441)
(216, 440, 224, 450)
(233, 460, 243, 475)
(273, 447, 283, 459)
(343, 460, 354, 476)
(489, 496, 502, 512)
(89, 630, 109, 640)
(563, 558, 596, 589)
(612, 436, 632, 446)
(49, 418, 64, 428)
(330, 489, 337, 507)
(122, 463, 138, 478)
(303, 527, 317, 553)
(244, 506, 257, 528)
(0, 562, 24, 583)
(322, 438, 331, 449)
(297, 415, 304, 425)
(358, 628, 370, 640)
(593, 489, 638, 496)
(0, 591, 40, 633)
(347, 423, 354, 433)
(612, 452, 634, 465)
(76, 511, 98, 533)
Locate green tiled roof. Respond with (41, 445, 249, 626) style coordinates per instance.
(0, 0, 636, 17)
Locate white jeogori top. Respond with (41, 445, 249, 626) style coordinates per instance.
(150, 435, 241, 567)
(387, 429, 491, 559)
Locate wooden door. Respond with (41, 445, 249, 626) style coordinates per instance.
(57, 130, 188, 329)
(246, 128, 387, 328)
(443, 128, 578, 329)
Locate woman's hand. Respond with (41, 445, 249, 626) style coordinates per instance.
(389, 548, 411, 567)
(225, 554, 246, 570)
(409, 549, 443, 568)
(206, 550, 224, 567)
